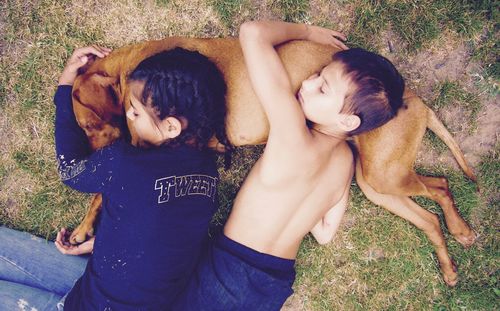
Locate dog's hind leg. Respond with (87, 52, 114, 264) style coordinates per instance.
(369, 168, 477, 247)
(356, 162, 458, 286)
(70, 194, 102, 245)
(418, 176, 477, 247)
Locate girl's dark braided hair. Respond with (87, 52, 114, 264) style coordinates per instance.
(128, 47, 232, 155)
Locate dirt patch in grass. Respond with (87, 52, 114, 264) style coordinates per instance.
(382, 32, 499, 170)
(0, 169, 38, 223)
(393, 37, 473, 101)
(438, 97, 499, 166)
(282, 294, 305, 311)
(0, 109, 14, 155)
(252, 0, 279, 21)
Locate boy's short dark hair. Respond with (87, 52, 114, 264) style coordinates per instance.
(128, 47, 229, 149)
(334, 48, 405, 136)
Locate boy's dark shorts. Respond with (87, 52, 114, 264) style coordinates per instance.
(172, 233, 296, 311)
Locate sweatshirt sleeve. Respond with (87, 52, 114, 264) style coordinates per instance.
(54, 85, 115, 193)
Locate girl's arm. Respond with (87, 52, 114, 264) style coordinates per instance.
(58, 46, 111, 86)
(239, 21, 347, 144)
(55, 46, 115, 193)
(54, 85, 117, 193)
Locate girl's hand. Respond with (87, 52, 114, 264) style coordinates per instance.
(305, 25, 348, 50)
(55, 227, 95, 256)
(58, 45, 112, 85)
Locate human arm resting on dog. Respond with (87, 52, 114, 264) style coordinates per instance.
(55, 46, 115, 193)
(58, 46, 111, 86)
(238, 21, 347, 146)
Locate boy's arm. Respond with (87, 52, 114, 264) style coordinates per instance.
(239, 21, 347, 144)
(310, 183, 350, 245)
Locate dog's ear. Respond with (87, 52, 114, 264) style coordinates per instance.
(73, 89, 104, 124)
(90, 72, 122, 108)
(91, 71, 117, 85)
(77, 54, 97, 75)
(73, 71, 123, 123)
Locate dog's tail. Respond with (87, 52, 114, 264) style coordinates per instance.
(426, 108, 476, 181)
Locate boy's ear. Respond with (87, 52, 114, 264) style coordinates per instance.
(160, 117, 183, 139)
(339, 114, 361, 132)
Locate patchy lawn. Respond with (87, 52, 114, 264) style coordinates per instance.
(0, 0, 498, 309)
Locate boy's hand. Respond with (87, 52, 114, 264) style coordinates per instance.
(55, 227, 95, 255)
(305, 25, 348, 50)
(58, 45, 112, 86)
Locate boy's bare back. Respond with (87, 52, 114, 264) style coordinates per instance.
(224, 134, 353, 259)
(223, 22, 355, 258)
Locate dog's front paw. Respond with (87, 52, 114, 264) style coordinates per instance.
(70, 222, 94, 245)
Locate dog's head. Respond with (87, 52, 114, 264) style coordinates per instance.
(72, 71, 125, 150)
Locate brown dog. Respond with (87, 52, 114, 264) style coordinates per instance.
(70, 38, 476, 286)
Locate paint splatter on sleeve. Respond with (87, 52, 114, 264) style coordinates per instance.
(54, 85, 116, 193)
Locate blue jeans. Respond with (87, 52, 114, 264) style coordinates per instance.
(0, 226, 88, 311)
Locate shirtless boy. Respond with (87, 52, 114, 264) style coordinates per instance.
(172, 20, 405, 310)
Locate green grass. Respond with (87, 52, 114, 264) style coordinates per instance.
(0, 0, 498, 310)
(155, 0, 171, 7)
(472, 25, 500, 88)
(478, 144, 500, 195)
(349, 0, 486, 51)
(271, 0, 310, 22)
(423, 131, 450, 156)
(468, 0, 499, 21)
(16, 185, 91, 240)
(211, 0, 246, 28)
(348, 2, 388, 50)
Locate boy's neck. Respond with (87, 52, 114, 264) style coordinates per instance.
(311, 126, 348, 141)
(309, 128, 347, 153)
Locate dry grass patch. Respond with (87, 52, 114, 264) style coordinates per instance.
(68, 0, 227, 46)
(309, 0, 356, 34)
(1, 0, 498, 309)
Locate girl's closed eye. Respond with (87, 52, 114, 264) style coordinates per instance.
(129, 101, 140, 117)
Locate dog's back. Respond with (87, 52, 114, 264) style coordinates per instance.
(73, 38, 338, 146)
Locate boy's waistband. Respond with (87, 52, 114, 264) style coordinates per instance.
(215, 233, 296, 274)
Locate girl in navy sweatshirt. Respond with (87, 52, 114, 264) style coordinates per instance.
(0, 46, 228, 311)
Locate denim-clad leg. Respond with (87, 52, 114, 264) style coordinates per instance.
(0, 226, 88, 311)
(0, 280, 63, 311)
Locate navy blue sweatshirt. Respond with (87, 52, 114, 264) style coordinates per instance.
(54, 86, 219, 310)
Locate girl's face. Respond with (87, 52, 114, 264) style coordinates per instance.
(297, 61, 351, 130)
(126, 81, 167, 146)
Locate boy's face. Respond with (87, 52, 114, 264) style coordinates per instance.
(297, 61, 352, 130)
(126, 80, 168, 146)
